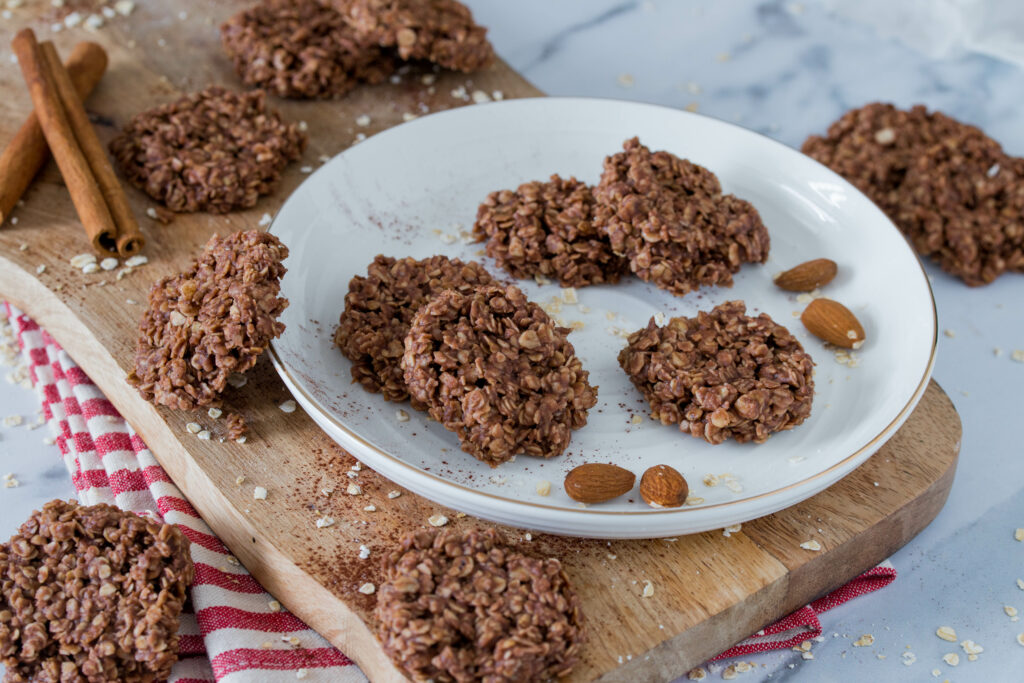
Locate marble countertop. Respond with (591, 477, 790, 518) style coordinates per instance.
(2, 1, 1023, 680)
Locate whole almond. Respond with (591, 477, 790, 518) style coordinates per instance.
(801, 298, 865, 349)
(563, 463, 635, 504)
(639, 465, 689, 508)
(773, 258, 838, 292)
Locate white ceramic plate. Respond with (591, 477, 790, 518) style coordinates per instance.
(268, 97, 936, 539)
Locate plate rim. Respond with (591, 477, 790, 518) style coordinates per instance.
(267, 95, 938, 519)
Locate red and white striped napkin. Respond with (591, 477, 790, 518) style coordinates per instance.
(4, 302, 895, 680)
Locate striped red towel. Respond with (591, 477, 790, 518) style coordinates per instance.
(3, 302, 895, 680)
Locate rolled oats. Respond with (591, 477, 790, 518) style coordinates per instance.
(221, 0, 395, 99)
(338, 0, 494, 72)
(375, 528, 583, 682)
(618, 301, 814, 444)
(110, 87, 306, 213)
(0, 500, 192, 682)
(335, 254, 494, 404)
(593, 138, 770, 297)
(403, 285, 597, 465)
(129, 231, 289, 411)
(473, 175, 628, 287)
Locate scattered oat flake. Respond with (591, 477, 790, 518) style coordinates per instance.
(960, 639, 983, 655)
(124, 255, 148, 267)
(185, 422, 201, 434)
(1015, 528, 1024, 541)
(902, 651, 916, 666)
(402, 112, 417, 122)
(936, 626, 957, 642)
(197, 430, 211, 440)
(358, 544, 370, 559)
(687, 668, 707, 681)
(268, 600, 281, 612)
(363, 504, 376, 512)
(942, 652, 959, 666)
(684, 495, 704, 506)
(99, 257, 118, 271)
(1017, 578, 1024, 591)
(207, 407, 223, 419)
(428, 514, 448, 527)
(35, 264, 45, 274)
(722, 524, 742, 537)
(235, 475, 246, 486)
(800, 540, 822, 551)
(642, 580, 654, 598)
(617, 73, 634, 87)
(3, 415, 23, 427)
(279, 400, 297, 413)
(227, 373, 248, 388)
(943, 329, 955, 338)
(535, 480, 552, 496)
(471, 89, 491, 104)
(852, 634, 874, 647)
(347, 483, 362, 495)
(630, 414, 643, 425)
(296, 668, 308, 679)
(258, 213, 272, 227)
(253, 486, 268, 500)
(358, 582, 375, 595)
(1006, 606, 1019, 618)
(1011, 350, 1024, 363)
(387, 490, 401, 499)
(931, 668, 941, 677)
(300, 166, 313, 174)
(395, 409, 410, 422)
(315, 516, 335, 528)
(114, 0, 135, 15)
(70, 253, 96, 268)
(1017, 633, 1024, 647)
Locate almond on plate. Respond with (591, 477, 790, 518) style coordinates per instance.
(639, 465, 689, 508)
(801, 298, 865, 349)
(773, 258, 837, 292)
(564, 463, 635, 504)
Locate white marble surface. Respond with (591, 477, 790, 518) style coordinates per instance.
(2, 0, 1024, 680)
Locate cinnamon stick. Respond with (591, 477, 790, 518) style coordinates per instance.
(0, 42, 107, 225)
(11, 29, 119, 256)
(40, 41, 145, 257)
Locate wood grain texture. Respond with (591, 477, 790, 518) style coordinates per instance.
(0, 3, 960, 681)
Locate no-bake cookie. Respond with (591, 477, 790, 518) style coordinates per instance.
(402, 284, 597, 465)
(334, 254, 495, 404)
(802, 102, 1024, 285)
(109, 86, 306, 213)
(473, 174, 629, 287)
(618, 301, 814, 444)
(0, 499, 193, 682)
(221, 0, 395, 99)
(375, 528, 584, 682)
(336, 0, 494, 72)
(593, 137, 770, 297)
(129, 230, 289, 411)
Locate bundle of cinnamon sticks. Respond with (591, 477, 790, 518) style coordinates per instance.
(2, 29, 144, 257)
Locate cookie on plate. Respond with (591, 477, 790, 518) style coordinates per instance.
(109, 86, 306, 213)
(402, 284, 597, 466)
(375, 528, 584, 682)
(221, 0, 395, 99)
(0, 499, 193, 682)
(618, 301, 814, 444)
(337, 0, 494, 72)
(334, 254, 495, 404)
(473, 175, 629, 287)
(803, 102, 1024, 286)
(593, 137, 770, 297)
(129, 230, 289, 411)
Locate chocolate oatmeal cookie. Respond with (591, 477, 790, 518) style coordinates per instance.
(593, 137, 770, 297)
(375, 528, 584, 682)
(0, 499, 193, 682)
(337, 0, 493, 72)
(802, 102, 1024, 285)
(129, 230, 289, 411)
(334, 254, 495, 404)
(619, 301, 814, 444)
(109, 86, 306, 213)
(402, 285, 597, 466)
(473, 175, 629, 287)
(221, 0, 395, 99)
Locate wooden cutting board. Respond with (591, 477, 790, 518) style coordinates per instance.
(0, 2, 960, 681)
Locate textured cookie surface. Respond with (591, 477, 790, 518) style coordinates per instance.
(334, 254, 495, 404)
(618, 300, 814, 444)
(375, 528, 584, 682)
(221, 0, 395, 99)
(0, 499, 193, 683)
(594, 137, 770, 296)
(338, 0, 493, 72)
(129, 230, 289, 411)
(802, 102, 1024, 285)
(109, 87, 306, 213)
(473, 175, 628, 287)
(402, 285, 597, 465)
